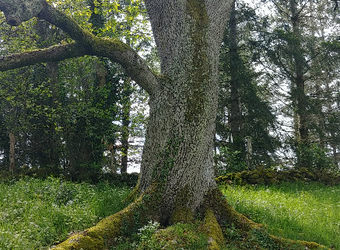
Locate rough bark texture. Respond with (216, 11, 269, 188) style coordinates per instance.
(138, 0, 233, 224)
(0, 0, 44, 26)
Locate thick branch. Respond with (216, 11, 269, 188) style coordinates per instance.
(0, 0, 159, 95)
(37, 3, 159, 95)
(38, 3, 95, 49)
(0, 43, 88, 70)
(91, 37, 159, 95)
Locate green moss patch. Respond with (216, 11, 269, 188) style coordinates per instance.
(203, 209, 224, 249)
(146, 222, 208, 250)
(216, 168, 340, 186)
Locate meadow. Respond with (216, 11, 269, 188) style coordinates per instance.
(0, 177, 339, 249)
(221, 182, 340, 249)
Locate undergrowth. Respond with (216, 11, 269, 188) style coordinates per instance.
(0, 177, 130, 250)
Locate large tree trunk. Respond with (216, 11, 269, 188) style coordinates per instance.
(136, 0, 233, 224)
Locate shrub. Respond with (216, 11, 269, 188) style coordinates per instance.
(216, 167, 340, 186)
(215, 147, 248, 175)
(296, 143, 337, 172)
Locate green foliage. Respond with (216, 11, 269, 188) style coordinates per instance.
(0, 177, 130, 250)
(296, 143, 337, 172)
(0, 0, 152, 176)
(254, 0, 340, 170)
(223, 225, 313, 250)
(99, 172, 139, 187)
(146, 222, 208, 250)
(225, 225, 278, 250)
(134, 220, 160, 249)
(217, 2, 279, 168)
(0, 169, 139, 187)
(215, 146, 248, 175)
(250, 228, 280, 250)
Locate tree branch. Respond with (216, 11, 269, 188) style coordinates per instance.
(0, 43, 88, 71)
(90, 37, 159, 95)
(38, 3, 96, 49)
(0, 0, 159, 96)
(332, 0, 339, 10)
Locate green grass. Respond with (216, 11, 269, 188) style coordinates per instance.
(221, 182, 340, 249)
(1, 177, 338, 249)
(0, 177, 130, 250)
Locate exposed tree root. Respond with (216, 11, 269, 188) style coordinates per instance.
(52, 185, 156, 250)
(52, 187, 329, 250)
(53, 199, 136, 250)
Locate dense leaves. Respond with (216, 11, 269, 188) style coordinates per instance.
(0, 0, 151, 178)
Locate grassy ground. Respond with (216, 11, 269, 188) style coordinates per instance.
(0, 177, 130, 250)
(221, 182, 340, 249)
(0, 177, 338, 249)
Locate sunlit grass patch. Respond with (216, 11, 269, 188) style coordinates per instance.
(0, 177, 130, 250)
(221, 182, 340, 249)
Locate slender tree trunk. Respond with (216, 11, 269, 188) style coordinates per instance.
(290, 0, 309, 167)
(46, 61, 61, 171)
(36, 19, 61, 171)
(110, 148, 117, 174)
(228, 0, 245, 158)
(9, 132, 15, 172)
(106, 143, 117, 174)
(120, 78, 131, 174)
(246, 136, 252, 169)
(120, 114, 130, 173)
(120, 19, 133, 174)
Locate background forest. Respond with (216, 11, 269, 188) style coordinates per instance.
(0, 0, 339, 179)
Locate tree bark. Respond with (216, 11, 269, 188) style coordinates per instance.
(134, 0, 233, 224)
